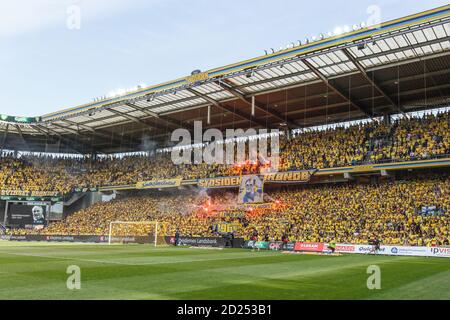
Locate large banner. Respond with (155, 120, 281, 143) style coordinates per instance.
(243, 241, 295, 251)
(197, 171, 315, 189)
(8, 202, 47, 227)
(333, 243, 450, 258)
(198, 176, 242, 188)
(263, 171, 313, 183)
(240, 240, 449, 258)
(3, 234, 151, 244)
(1, 190, 60, 197)
(136, 178, 182, 189)
(0, 114, 41, 123)
(215, 223, 240, 234)
(238, 175, 264, 204)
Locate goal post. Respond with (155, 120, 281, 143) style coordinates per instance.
(108, 221, 160, 246)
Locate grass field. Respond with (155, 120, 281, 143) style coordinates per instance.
(0, 240, 449, 300)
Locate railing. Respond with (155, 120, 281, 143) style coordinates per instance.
(287, 153, 450, 172)
(360, 153, 450, 165)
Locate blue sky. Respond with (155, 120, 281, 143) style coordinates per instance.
(0, 0, 448, 116)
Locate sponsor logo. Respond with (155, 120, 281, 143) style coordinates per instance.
(136, 179, 182, 189)
(357, 245, 386, 253)
(285, 242, 295, 251)
(391, 247, 398, 254)
(336, 245, 355, 252)
(9, 235, 27, 241)
(268, 242, 283, 250)
(430, 247, 450, 256)
(255, 241, 269, 249)
(46, 236, 76, 241)
(294, 242, 325, 252)
(168, 236, 226, 247)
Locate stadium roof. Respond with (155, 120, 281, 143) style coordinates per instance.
(1, 4, 450, 154)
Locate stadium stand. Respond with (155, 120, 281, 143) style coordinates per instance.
(7, 172, 449, 247)
(0, 111, 448, 195)
(1, 6, 449, 251)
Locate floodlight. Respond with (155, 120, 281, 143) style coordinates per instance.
(333, 27, 343, 36)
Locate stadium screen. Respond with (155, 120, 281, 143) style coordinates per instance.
(8, 202, 47, 227)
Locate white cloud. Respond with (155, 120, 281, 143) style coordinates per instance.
(0, 0, 144, 38)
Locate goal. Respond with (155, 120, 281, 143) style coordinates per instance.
(108, 221, 161, 246)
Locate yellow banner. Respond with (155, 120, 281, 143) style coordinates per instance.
(243, 203, 275, 209)
(185, 72, 209, 83)
(263, 171, 312, 183)
(0, 190, 60, 197)
(198, 171, 313, 188)
(198, 176, 242, 188)
(216, 223, 240, 233)
(136, 178, 182, 189)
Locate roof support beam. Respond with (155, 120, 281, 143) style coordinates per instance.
(216, 79, 300, 127)
(342, 48, 406, 114)
(125, 102, 159, 118)
(301, 58, 374, 118)
(158, 115, 194, 131)
(356, 36, 450, 61)
(316, 67, 450, 94)
(34, 125, 86, 154)
(0, 124, 10, 155)
(124, 102, 191, 131)
(14, 125, 31, 151)
(61, 119, 95, 133)
(60, 119, 137, 147)
(51, 123, 82, 135)
(235, 69, 312, 91)
(356, 83, 450, 102)
(107, 108, 156, 130)
(51, 123, 121, 151)
(31, 125, 49, 137)
(186, 88, 268, 128)
(143, 96, 197, 112)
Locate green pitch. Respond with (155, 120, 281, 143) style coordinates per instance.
(0, 241, 449, 300)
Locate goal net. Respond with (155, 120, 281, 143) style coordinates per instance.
(108, 221, 164, 246)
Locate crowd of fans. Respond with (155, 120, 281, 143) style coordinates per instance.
(280, 112, 448, 170)
(279, 124, 369, 171)
(0, 156, 81, 194)
(10, 174, 449, 247)
(0, 112, 448, 196)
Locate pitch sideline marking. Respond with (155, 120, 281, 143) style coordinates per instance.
(0, 250, 279, 266)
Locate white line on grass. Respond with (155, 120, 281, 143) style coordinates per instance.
(0, 250, 279, 266)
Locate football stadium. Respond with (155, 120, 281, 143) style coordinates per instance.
(0, 3, 449, 304)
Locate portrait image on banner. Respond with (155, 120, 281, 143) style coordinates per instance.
(238, 175, 264, 204)
(8, 202, 47, 227)
(32, 205, 46, 225)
